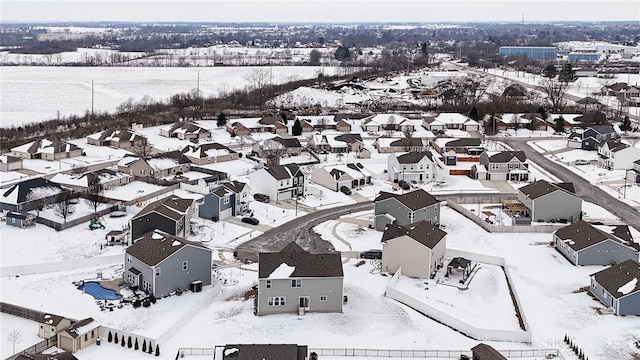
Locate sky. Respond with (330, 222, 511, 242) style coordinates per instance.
(1, 0, 639, 23)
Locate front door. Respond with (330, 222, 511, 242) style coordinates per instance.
(299, 296, 310, 310)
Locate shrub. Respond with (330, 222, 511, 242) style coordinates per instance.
(121, 336, 125, 347)
(148, 344, 153, 354)
(108, 331, 112, 343)
(155, 344, 160, 356)
(133, 299, 141, 308)
(128, 336, 132, 348)
(142, 340, 147, 353)
(149, 294, 156, 304)
(135, 338, 139, 350)
(142, 300, 151, 307)
(114, 334, 118, 343)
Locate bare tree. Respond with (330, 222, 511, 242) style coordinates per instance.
(538, 79, 569, 112)
(71, 164, 88, 175)
(132, 141, 154, 158)
(25, 190, 45, 217)
(85, 177, 104, 213)
(244, 68, 273, 105)
(54, 192, 76, 223)
(116, 97, 139, 126)
(402, 127, 415, 138)
(8, 328, 22, 354)
(260, 139, 287, 167)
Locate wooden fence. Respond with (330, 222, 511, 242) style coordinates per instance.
(35, 204, 117, 231)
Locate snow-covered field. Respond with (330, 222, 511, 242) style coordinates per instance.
(0, 66, 341, 127)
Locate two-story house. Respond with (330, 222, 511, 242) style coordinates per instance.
(590, 260, 640, 316)
(474, 150, 529, 181)
(374, 189, 441, 231)
(130, 196, 196, 241)
(571, 125, 618, 151)
(257, 242, 343, 315)
(86, 128, 147, 150)
(387, 151, 438, 183)
(597, 141, 640, 170)
(124, 230, 212, 297)
(518, 180, 582, 223)
(198, 180, 250, 220)
(249, 164, 306, 202)
(627, 159, 640, 184)
(381, 221, 447, 279)
(310, 163, 371, 192)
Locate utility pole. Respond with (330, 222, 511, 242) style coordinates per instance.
(91, 80, 94, 116)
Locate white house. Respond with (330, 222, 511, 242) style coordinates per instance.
(424, 113, 480, 132)
(381, 221, 447, 278)
(597, 141, 640, 170)
(387, 151, 438, 183)
(249, 164, 306, 202)
(310, 163, 371, 192)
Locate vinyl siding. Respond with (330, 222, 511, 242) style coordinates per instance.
(257, 277, 343, 315)
(531, 191, 582, 222)
(374, 199, 440, 231)
(153, 246, 212, 297)
(130, 212, 179, 241)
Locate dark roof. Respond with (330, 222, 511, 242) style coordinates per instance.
(471, 343, 507, 360)
(554, 221, 632, 251)
(265, 164, 301, 180)
(39, 313, 67, 326)
(7, 211, 33, 220)
(132, 196, 193, 222)
(223, 180, 247, 194)
(212, 186, 231, 198)
(382, 221, 446, 249)
(128, 267, 141, 275)
(334, 133, 363, 144)
(586, 124, 614, 135)
(396, 151, 434, 164)
(487, 150, 526, 163)
(591, 260, 640, 299)
(63, 318, 97, 338)
(149, 150, 191, 164)
(389, 138, 423, 147)
(578, 113, 607, 125)
(271, 136, 301, 148)
(222, 344, 307, 360)
(443, 138, 482, 148)
(15, 352, 78, 360)
(502, 83, 529, 98)
(604, 141, 630, 152)
(346, 163, 366, 173)
(519, 180, 576, 200)
(374, 189, 440, 211)
(1, 177, 63, 204)
(258, 241, 343, 279)
(183, 142, 235, 158)
(126, 230, 210, 266)
(449, 257, 471, 269)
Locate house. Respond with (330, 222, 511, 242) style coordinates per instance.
(474, 150, 529, 181)
(549, 114, 585, 132)
(518, 180, 582, 223)
(38, 313, 72, 339)
(252, 136, 302, 158)
(5, 211, 36, 228)
(310, 163, 371, 192)
(309, 133, 364, 153)
(597, 141, 640, 170)
(257, 242, 343, 315)
(86, 128, 146, 150)
(626, 159, 640, 184)
(373, 138, 424, 153)
(15, 352, 78, 360)
(56, 318, 100, 353)
(117, 151, 191, 178)
(198, 184, 238, 221)
(601, 82, 640, 101)
(295, 115, 339, 132)
(226, 117, 287, 136)
(124, 230, 212, 297)
(590, 260, 640, 315)
(482, 114, 508, 134)
(554, 221, 639, 266)
(0, 177, 65, 211)
(471, 343, 507, 360)
(520, 113, 549, 130)
(249, 164, 306, 202)
(222, 180, 250, 216)
(381, 221, 446, 278)
(437, 138, 483, 155)
(361, 113, 413, 133)
(424, 113, 480, 132)
(10, 139, 83, 160)
(0, 155, 23, 172)
(159, 121, 211, 140)
(221, 344, 308, 360)
(374, 189, 441, 231)
(576, 125, 618, 151)
(129, 195, 195, 241)
(50, 169, 133, 192)
(387, 151, 438, 183)
(182, 142, 239, 165)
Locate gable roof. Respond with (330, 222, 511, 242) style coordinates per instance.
(222, 344, 307, 360)
(126, 230, 210, 266)
(585, 124, 614, 134)
(554, 221, 634, 251)
(519, 180, 576, 200)
(132, 195, 193, 222)
(389, 138, 424, 147)
(223, 180, 247, 194)
(271, 136, 302, 148)
(471, 343, 507, 360)
(602, 141, 630, 152)
(443, 138, 482, 148)
(265, 164, 301, 180)
(396, 151, 434, 164)
(39, 313, 68, 326)
(487, 150, 526, 163)
(591, 260, 640, 299)
(182, 142, 235, 158)
(1, 177, 63, 205)
(61, 318, 98, 338)
(334, 133, 363, 144)
(258, 241, 343, 279)
(382, 221, 446, 249)
(375, 189, 440, 211)
(12, 138, 81, 155)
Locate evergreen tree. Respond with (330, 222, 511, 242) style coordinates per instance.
(155, 344, 160, 356)
(537, 105, 548, 120)
(292, 119, 303, 136)
(216, 112, 227, 127)
(469, 105, 479, 121)
(542, 63, 557, 78)
(621, 115, 632, 132)
(135, 338, 139, 350)
(108, 331, 113, 343)
(280, 111, 288, 125)
(559, 63, 576, 83)
(114, 334, 118, 344)
(554, 116, 565, 134)
(142, 340, 147, 353)
(148, 343, 153, 354)
(128, 336, 132, 348)
(121, 336, 125, 347)
(334, 45, 351, 61)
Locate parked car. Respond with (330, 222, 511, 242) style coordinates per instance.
(189, 138, 199, 144)
(398, 180, 411, 190)
(360, 249, 382, 259)
(340, 186, 352, 195)
(253, 193, 270, 203)
(575, 159, 590, 165)
(241, 217, 260, 225)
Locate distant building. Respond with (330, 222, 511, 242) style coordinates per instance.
(0, 155, 23, 172)
(590, 260, 640, 316)
(499, 46, 558, 60)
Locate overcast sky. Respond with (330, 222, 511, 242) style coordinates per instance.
(2, 0, 638, 23)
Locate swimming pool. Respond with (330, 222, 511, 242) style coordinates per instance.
(77, 281, 122, 300)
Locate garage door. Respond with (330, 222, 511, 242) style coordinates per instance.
(220, 207, 233, 219)
(59, 336, 74, 352)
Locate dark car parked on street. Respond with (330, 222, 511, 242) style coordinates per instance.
(253, 193, 270, 203)
(241, 217, 260, 225)
(360, 249, 382, 259)
(340, 186, 352, 195)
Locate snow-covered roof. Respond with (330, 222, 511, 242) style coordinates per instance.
(147, 157, 179, 171)
(267, 263, 296, 278)
(117, 156, 140, 167)
(434, 113, 478, 125)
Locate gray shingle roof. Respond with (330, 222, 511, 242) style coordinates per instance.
(223, 180, 247, 194)
(471, 343, 507, 360)
(39, 313, 67, 326)
(265, 164, 300, 180)
(132, 196, 193, 222)
(443, 138, 482, 148)
(63, 318, 96, 338)
(126, 230, 210, 266)
(382, 221, 446, 249)
(374, 189, 440, 211)
(488, 150, 526, 163)
(519, 180, 576, 200)
(271, 136, 302, 148)
(222, 344, 307, 360)
(389, 138, 423, 147)
(258, 241, 343, 278)
(334, 133, 363, 144)
(591, 260, 640, 299)
(396, 151, 434, 164)
(554, 221, 630, 251)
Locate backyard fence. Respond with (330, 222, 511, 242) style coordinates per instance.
(35, 204, 117, 231)
(0, 302, 67, 322)
(5, 336, 57, 360)
(122, 183, 181, 206)
(98, 325, 157, 355)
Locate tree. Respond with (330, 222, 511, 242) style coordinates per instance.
(402, 127, 415, 139)
(142, 340, 147, 353)
(554, 116, 566, 134)
(309, 49, 322, 66)
(116, 97, 139, 126)
(292, 119, 303, 136)
(132, 141, 154, 158)
(469, 105, 479, 121)
(128, 336, 132, 348)
(155, 344, 160, 356)
(620, 115, 632, 133)
(280, 111, 289, 125)
(216, 112, 227, 127)
(558, 63, 576, 83)
(134, 338, 139, 350)
(85, 176, 104, 213)
(121, 336, 125, 347)
(54, 192, 76, 223)
(542, 63, 557, 78)
(334, 45, 351, 61)
(8, 328, 22, 354)
(539, 79, 569, 112)
(114, 333, 119, 343)
(537, 105, 548, 121)
(108, 331, 113, 343)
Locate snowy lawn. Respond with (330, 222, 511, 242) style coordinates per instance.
(37, 198, 112, 223)
(1, 313, 43, 359)
(102, 181, 169, 202)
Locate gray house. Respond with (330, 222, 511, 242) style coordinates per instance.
(221, 344, 308, 360)
(374, 189, 441, 231)
(475, 150, 529, 181)
(130, 196, 195, 241)
(517, 180, 582, 223)
(554, 221, 639, 266)
(5, 211, 36, 228)
(0, 177, 65, 211)
(257, 242, 343, 316)
(198, 185, 236, 221)
(124, 230, 212, 297)
(590, 260, 640, 316)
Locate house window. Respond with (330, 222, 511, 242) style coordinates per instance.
(320, 295, 327, 301)
(408, 212, 415, 222)
(84, 334, 88, 341)
(182, 261, 188, 271)
(155, 267, 161, 277)
(265, 280, 271, 289)
(143, 280, 151, 292)
(91, 330, 95, 338)
(127, 255, 132, 263)
(268, 296, 286, 306)
(223, 195, 230, 204)
(293, 177, 298, 185)
(291, 279, 302, 288)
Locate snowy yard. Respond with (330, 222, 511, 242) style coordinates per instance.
(102, 181, 168, 202)
(1, 313, 43, 359)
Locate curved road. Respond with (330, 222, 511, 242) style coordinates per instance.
(502, 137, 640, 232)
